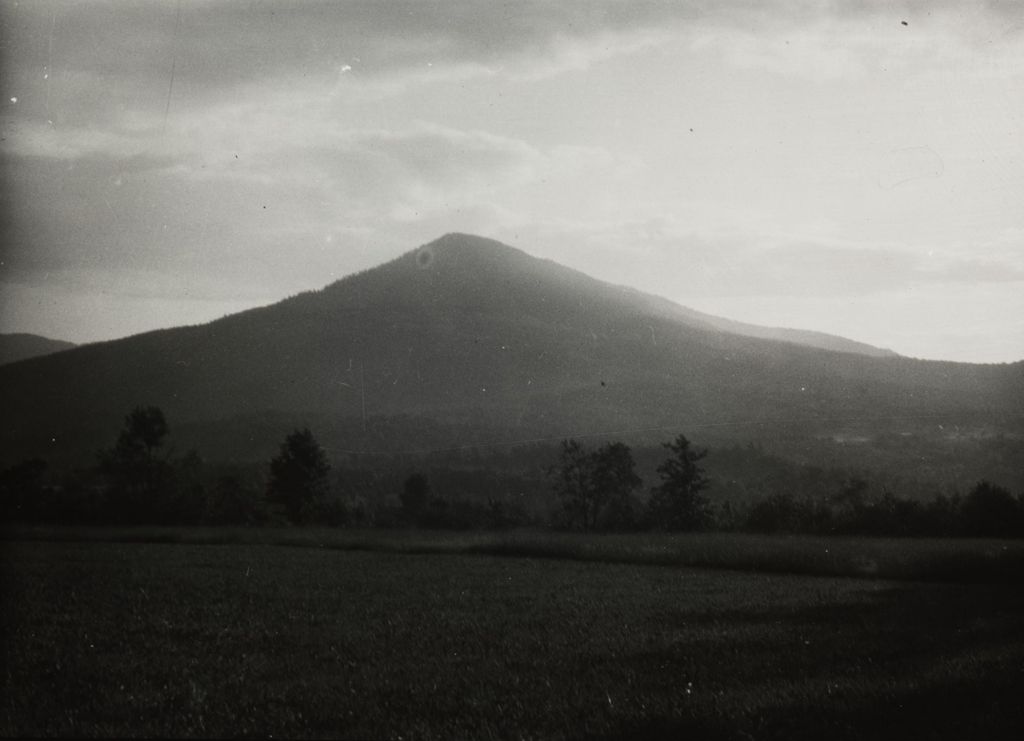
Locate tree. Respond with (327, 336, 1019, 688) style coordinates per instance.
(648, 434, 711, 531)
(550, 439, 594, 530)
(98, 405, 172, 522)
(960, 480, 1022, 537)
(548, 439, 642, 531)
(591, 442, 642, 531)
(267, 428, 331, 523)
(103, 406, 169, 466)
(745, 492, 802, 534)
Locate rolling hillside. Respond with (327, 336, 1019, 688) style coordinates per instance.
(0, 334, 76, 366)
(0, 234, 1020, 473)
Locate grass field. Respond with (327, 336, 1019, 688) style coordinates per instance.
(7, 525, 1024, 582)
(2, 532, 1024, 738)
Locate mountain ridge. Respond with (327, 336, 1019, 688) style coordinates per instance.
(291, 233, 900, 359)
(0, 233, 1020, 477)
(0, 333, 77, 366)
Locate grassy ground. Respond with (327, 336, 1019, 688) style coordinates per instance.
(6, 525, 1024, 583)
(2, 535, 1023, 738)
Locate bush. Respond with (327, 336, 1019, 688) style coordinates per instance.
(745, 493, 805, 533)
(204, 475, 265, 526)
(305, 496, 350, 527)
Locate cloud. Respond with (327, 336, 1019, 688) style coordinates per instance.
(875, 146, 946, 189)
(688, 3, 1024, 83)
(0, 113, 628, 294)
(689, 24, 871, 81)
(0, 118, 177, 163)
(722, 242, 1024, 296)
(5, 1, 1017, 125)
(497, 215, 1024, 305)
(0, 2, 688, 113)
(923, 257, 1024, 284)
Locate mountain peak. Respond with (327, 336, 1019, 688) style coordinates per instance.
(407, 234, 901, 358)
(425, 232, 510, 251)
(413, 233, 533, 269)
(309, 233, 546, 312)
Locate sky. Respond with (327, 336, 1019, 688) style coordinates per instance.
(1, 1, 1022, 363)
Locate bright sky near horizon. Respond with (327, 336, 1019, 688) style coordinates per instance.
(1, 1, 1022, 362)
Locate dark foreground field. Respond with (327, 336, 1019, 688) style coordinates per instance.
(2, 534, 1023, 739)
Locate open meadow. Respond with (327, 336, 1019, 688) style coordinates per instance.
(2, 530, 1024, 739)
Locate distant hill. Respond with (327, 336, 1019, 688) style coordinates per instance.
(668, 306, 898, 358)
(0, 234, 1020, 485)
(588, 283, 897, 358)
(0, 333, 76, 365)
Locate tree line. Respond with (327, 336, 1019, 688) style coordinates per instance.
(548, 436, 1024, 538)
(549, 435, 712, 532)
(0, 406, 534, 529)
(1, 405, 1022, 538)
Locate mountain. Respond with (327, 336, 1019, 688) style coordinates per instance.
(0, 333, 76, 365)
(579, 283, 897, 358)
(0, 234, 1021, 483)
(667, 307, 898, 358)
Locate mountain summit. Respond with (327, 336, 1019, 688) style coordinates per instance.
(308, 232, 896, 358)
(0, 234, 1019, 468)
